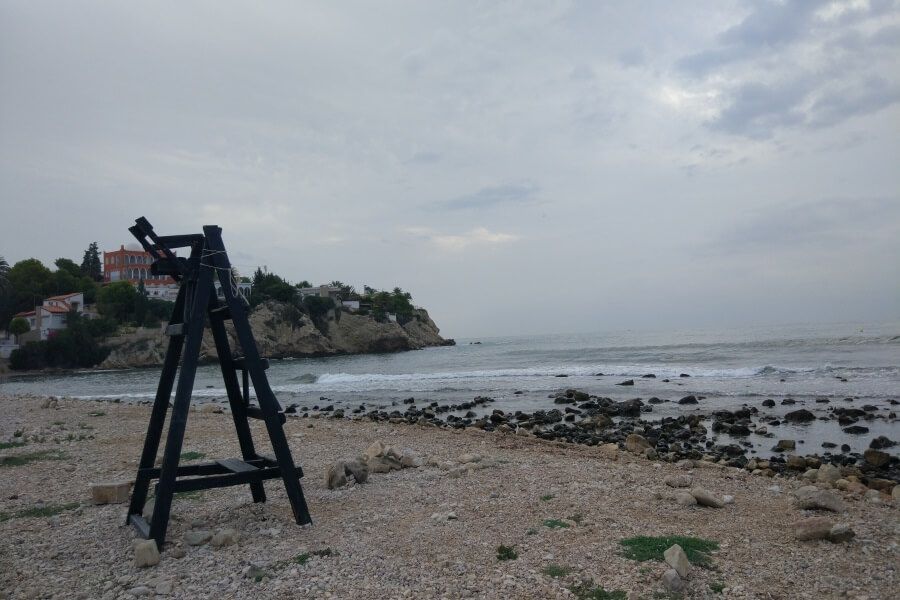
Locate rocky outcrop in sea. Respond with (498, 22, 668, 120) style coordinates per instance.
(98, 301, 453, 368)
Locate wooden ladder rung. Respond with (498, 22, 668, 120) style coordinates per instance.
(246, 406, 286, 424)
(216, 458, 259, 473)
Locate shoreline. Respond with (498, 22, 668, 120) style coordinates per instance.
(1, 393, 898, 598)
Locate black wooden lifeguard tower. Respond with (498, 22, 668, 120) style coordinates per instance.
(125, 217, 311, 548)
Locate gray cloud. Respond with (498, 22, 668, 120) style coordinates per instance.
(436, 182, 539, 211)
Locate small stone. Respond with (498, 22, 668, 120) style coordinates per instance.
(835, 479, 850, 491)
(326, 462, 347, 489)
(893, 485, 900, 501)
(430, 511, 457, 522)
(90, 481, 132, 505)
(210, 528, 238, 547)
(674, 491, 697, 506)
(399, 450, 424, 468)
(663, 544, 691, 578)
(661, 569, 685, 593)
(142, 498, 155, 520)
(169, 546, 186, 559)
(457, 453, 482, 464)
(155, 581, 173, 595)
(794, 516, 833, 541)
(802, 469, 819, 481)
(184, 530, 213, 546)
(126, 586, 153, 597)
(723, 494, 735, 505)
(864, 489, 882, 504)
(690, 487, 724, 508)
(816, 463, 842, 484)
(133, 539, 160, 568)
(663, 474, 692, 488)
(786, 455, 807, 469)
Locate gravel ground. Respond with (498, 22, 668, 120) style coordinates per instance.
(0, 394, 897, 599)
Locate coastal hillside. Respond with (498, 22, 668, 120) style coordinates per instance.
(99, 301, 453, 369)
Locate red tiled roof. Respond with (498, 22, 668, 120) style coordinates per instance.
(46, 292, 80, 301)
(14, 310, 36, 318)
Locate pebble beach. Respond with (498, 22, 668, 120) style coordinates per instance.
(1, 394, 897, 599)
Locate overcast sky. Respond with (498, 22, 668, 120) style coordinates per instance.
(1, 1, 898, 338)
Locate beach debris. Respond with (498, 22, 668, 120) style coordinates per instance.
(664, 544, 691, 578)
(430, 511, 457, 522)
(90, 481, 132, 505)
(41, 397, 59, 409)
(133, 539, 160, 568)
(794, 486, 845, 512)
(617, 379, 634, 386)
(199, 403, 223, 414)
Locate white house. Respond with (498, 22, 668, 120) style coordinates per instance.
(341, 300, 360, 311)
(145, 283, 180, 302)
(14, 292, 87, 342)
(297, 285, 343, 300)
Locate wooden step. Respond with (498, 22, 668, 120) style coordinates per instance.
(232, 357, 269, 371)
(215, 458, 258, 473)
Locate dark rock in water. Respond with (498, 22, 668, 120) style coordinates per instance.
(662, 378, 670, 382)
(780, 378, 786, 382)
(889, 399, 899, 405)
(617, 379, 635, 386)
(403, 397, 415, 404)
(594, 372, 604, 376)
(729, 424, 751, 436)
(843, 397, 854, 402)
(822, 442, 837, 448)
(869, 435, 897, 450)
(617, 398, 644, 417)
(863, 448, 891, 467)
(648, 397, 664, 404)
(641, 374, 656, 379)
(514, 390, 523, 395)
(555, 374, 568, 378)
(841, 443, 851, 452)
(781, 398, 796, 405)
(679, 373, 691, 378)
(784, 409, 815, 423)
(762, 399, 776, 408)
(554, 396, 576, 405)
(861, 404, 877, 412)
(843, 425, 869, 435)
(815, 398, 830, 404)
(678, 395, 698, 405)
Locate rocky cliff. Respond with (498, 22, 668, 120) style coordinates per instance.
(99, 301, 453, 369)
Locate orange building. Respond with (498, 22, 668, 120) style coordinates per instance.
(103, 245, 176, 284)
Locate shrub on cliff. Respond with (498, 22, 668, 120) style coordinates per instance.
(9, 311, 111, 370)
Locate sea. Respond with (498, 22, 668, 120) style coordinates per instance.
(2, 321, 898, 458)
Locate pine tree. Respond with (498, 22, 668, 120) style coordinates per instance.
(80, 242, 102, 281)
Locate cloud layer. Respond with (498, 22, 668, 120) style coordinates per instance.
(1, 0, 898, 336)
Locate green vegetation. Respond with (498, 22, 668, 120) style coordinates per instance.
(179, 451, 206, 461)
(362, 287, 416, 323)
(0, 449, 68, 467)
(10, 311, 115, 370)
(293, 548, 335, 565)
(174, 490, 203, 500)
(525, 527, 538, 535)
(496, 545, 518, 561)
(620, 535, 718, 567)
(710, 581, 725, 594)
(543, 518, 570, 529)
(0, 440, 26, 450)
(569, 580, 626, 600)
(540, 493, 555, 501)
(568, 513, 584, 524)
(15, 502, 80, 520)
(543, 564, 571, 578)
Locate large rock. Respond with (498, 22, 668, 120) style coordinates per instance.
(664, 474, 692, 488)
(90, 481, 132, 505)
(793, 517, 833, 541)
(774, 440, 796, 452)
(210, 529, 239, 547)
(674, 491, 697, 506)
(661, 569, 685, 593)
(326, 462, 347, 489)
(343, 459, 369, 484)
(367, 455, 402, 473)
(625, 434, 651, 454)
(794, 486, 845, 512)
(863, 449, 890, 467)
(664, 544, 691, 578)
(364, 441, 388, 460)
(816, 464, 842, 484)
(133, 539, 160, 568)
(184, 530, 213, 546)
(690, 487, 724, 508)
(100, 302, 451, 368)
